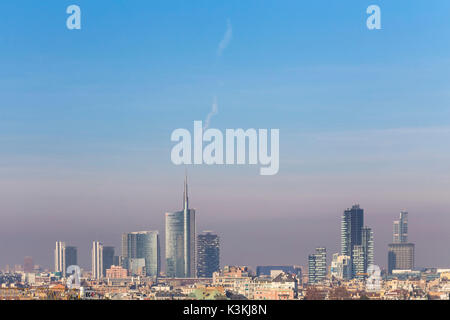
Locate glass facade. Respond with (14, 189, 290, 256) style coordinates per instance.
(393, 211, 408, 243)
(165, 209, 195, 277)
(388, 243, 415, 273)
(165, 176, 196, 278)
(102, 246, 115, 276)
(122, 231, 160, 277)
(197, 231, 220, 278)
(341, 204, 364, 259)
(65, 246, 78, 269)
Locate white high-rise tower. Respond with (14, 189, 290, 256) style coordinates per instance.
(91, 241, 104, 279)
(55, 241, 66, 276)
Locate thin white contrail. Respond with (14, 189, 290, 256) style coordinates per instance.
(203, 96, 218, 130)
(217, 19, 232, 57)
(203, 20, 230, 130)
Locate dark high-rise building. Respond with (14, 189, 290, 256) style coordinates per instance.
(341, 204, 364, 259)
(388, 243, 415, 273)
(341, 205, 375, 279)
(197, 231, 220, 278)
(65, 246, 78, 268)
(388, 211, 414, 274)
(102, 246, 115, 276)
(165, 175, 196, 278)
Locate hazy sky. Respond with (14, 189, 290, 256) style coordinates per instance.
(1, 0, 450, 271)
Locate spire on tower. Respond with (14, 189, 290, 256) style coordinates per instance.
(183, 169, 189, 211)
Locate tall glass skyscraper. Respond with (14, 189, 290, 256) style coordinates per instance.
(341, 204, 364, 259)
(393, 211, 408, 243)
(65, 246, 77, 269)
(197, 231, 220, 278)
(165, 176, 196, 278)
(341, 205, 375, 279)
(102, 246, 115, 276)
(121, 231, 160, 277)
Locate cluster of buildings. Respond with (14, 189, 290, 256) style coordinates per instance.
(308, 206, 414, 285)
(54, 176, 220, 280)
(0, 177, 449, 300)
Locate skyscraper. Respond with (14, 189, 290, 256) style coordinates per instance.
(388, 243, 415, 273)
(102, 246, 115, 277)
(308, 247, 326, 284)
(341, 204, 364, 259)
(55, 241, 66, 275)
(341, 205, 375, 279)
(393, 211, 408, 243)
(197, 231, 220, 278)
(65, 246, 78, 268)
(122, 231, 160, 277)
(362, 226, 374, 269)
(388, 211, 414, 274)
(92, 241, 103, 279)
(165, 176, 196, 278)
(352, 245, 366, 279)
(55, 242, 78, 276)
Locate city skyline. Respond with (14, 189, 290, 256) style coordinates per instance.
(1, 1, 450, 272)
(2, 177, 444, 275)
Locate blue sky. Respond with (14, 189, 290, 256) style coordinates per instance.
(0, 1, 450, 270)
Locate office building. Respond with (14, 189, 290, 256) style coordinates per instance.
(340, 205, 375, 279)
(91, 241, 103, 279)
(388, 211, 415, 274)
(330, 254, 352, 280)
(352, 245, 366, 279)
(165, 176, 196, 278)
(197, 231, 220, 278)
(102, 246, 115, 276)
(341, 204, 364, 259)
(122, 231, 160, 277)
(388, 243, 415, 274)
(65, 246, 77, 268)
(308, 247, 326, 284)
(362, 227, 374, 269)
(54, 242, 78, 277)
(54, 241, 66, 276)
(393, 211, 408, 243)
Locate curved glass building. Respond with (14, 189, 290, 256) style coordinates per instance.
(165, 176, 196, 278)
